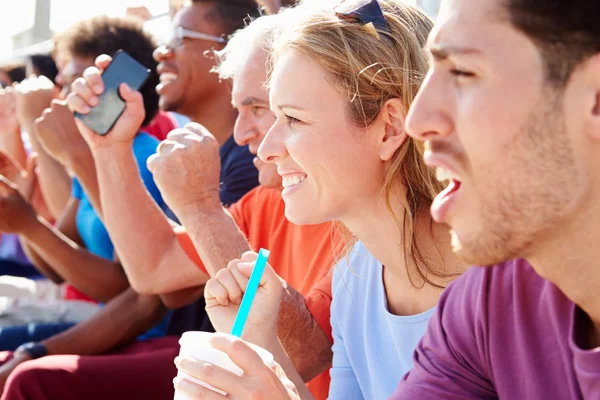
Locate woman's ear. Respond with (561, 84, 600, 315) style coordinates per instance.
(379, 98, 408, 161)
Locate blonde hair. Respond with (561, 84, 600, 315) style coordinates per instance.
(270, 0, 447, 288)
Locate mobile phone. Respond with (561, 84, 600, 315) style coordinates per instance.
(74, 50, 150, 135)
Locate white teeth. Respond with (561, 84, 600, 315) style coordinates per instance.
(282, 175, 306, 189)
(159, 73, 178, 82)
(435, 167, 460, 183)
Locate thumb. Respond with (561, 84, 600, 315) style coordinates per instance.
(119, 84, 145, 118)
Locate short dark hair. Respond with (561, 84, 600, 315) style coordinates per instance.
(506, 0, 600, 87)
(60, 16, 159, 125)
(29, 54, 59, 84)
(192, 0, 262, 36)
(256, 0, 298, 13)
(6, 66, 26, 84)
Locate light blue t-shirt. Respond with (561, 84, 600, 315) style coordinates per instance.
(330, 241, 436, 400)
(72, 132, 170, 339)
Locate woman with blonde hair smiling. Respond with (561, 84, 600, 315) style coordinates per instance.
(173, 1, 465, 399)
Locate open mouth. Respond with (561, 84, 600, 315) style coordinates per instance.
(281, 173, 307, 196)
(431, 167, 462, 223)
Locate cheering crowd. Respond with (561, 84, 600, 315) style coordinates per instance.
(0, 0, 598, 399)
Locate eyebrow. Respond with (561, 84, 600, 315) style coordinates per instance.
(427, 45, 482, 61)
(277, 104, 306, 112)
(241, 97, 268, 106)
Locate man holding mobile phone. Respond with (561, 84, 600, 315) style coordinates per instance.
(0, 2, 264, 399)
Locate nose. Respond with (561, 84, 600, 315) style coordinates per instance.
(405, 70, 454, 142)
(234, 113, 259, 148)
(257, 119, 287, 165)
(153, 45, 174, 62)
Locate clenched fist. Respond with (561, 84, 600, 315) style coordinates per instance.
(147, 123, 222, 215)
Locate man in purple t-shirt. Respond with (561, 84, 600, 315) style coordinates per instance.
(397, 0, 600, 398)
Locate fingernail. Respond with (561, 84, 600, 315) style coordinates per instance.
(81, 105, 90, 113)
(89, 96, 99, 106)
(94, 85, 103, 94)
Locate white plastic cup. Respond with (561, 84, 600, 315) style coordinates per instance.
(173, 332, 275, 400)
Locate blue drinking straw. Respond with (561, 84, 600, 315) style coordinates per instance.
(231, 248, 271, 338)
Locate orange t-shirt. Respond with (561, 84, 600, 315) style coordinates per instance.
(175, 186, 340, 400)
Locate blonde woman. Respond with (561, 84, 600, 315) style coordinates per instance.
(173, 1, 464, 399)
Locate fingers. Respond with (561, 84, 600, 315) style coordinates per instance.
(205, 278, 231, 306)
(71, 79, 98, 107)
(216, 267, 244, 305)
(209, 334, 271, 378)
(67, 91, 91, 114)
(94, 54, 113, 71)
(173, 374, 228, 400)
(146, 153, 159, 174)
(82, 66, 104, 95)
(184, 122, 216, 140)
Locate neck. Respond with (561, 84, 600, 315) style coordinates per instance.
(342, 188, 464, 315)
(527, 188, 600, 329)
(184, 88, 238, 146)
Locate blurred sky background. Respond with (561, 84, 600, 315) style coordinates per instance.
(0, 0, 170, 61)
(0, 0, 440, 62)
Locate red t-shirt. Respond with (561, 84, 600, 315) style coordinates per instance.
(176, 186, 341, 400)
(142, 111, 177, 141)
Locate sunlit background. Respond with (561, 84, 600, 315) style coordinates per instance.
(0, 0, 440, 65)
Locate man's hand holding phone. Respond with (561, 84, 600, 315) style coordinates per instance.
(66, 54, 146, 151)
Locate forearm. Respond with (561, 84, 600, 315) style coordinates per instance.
(28, 133, 71, 219)
(70, 149, 102, 219)
(0, 126, 27, 168)
(159, 285, 205, 309)
(271, 341, 316, 400)
(177, 204, 251, 277)
(21, 216, 129, 302)
(19, 236, 63, 283)
(42, 288, 167, 355)
(93, 145, 207, 293)
(276, 285, 333, 382)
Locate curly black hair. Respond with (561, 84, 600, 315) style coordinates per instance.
(191, 0, 262, 36)
(60, 16, 159, 125)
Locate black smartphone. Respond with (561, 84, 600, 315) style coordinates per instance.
(74, 50, 150, 135)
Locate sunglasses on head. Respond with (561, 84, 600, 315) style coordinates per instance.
(334, 0, 392, 40)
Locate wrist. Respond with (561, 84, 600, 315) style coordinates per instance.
(90, 141, 134, 157)
(14, 342, 48, 360)
(175, 190, 223, 220)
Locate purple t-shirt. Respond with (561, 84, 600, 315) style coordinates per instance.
(392, 259, 600, 399)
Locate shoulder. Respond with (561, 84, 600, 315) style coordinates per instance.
(332, 242, 379, 306)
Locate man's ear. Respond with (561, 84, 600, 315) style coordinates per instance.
(378, 98, 408, 161)
(582, 54, 600, 141)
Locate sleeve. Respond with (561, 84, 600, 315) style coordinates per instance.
(219, 146, 259, 207)
(390, 269, 497, 400)
(328, 268, 363, 400)
(133, 134, 165, 210)
(305, 269, 334, 342)
(173, 226, 208, 276)
(71, 178, 83, 200)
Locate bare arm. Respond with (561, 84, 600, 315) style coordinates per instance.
(27, 125, 71, 219)
(0, 126, 27, 168)
(42, 288, 168, 355)
(277, 286, 333, 382)
(91, 144, 208, 294)
(19, 197, 129, 302)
